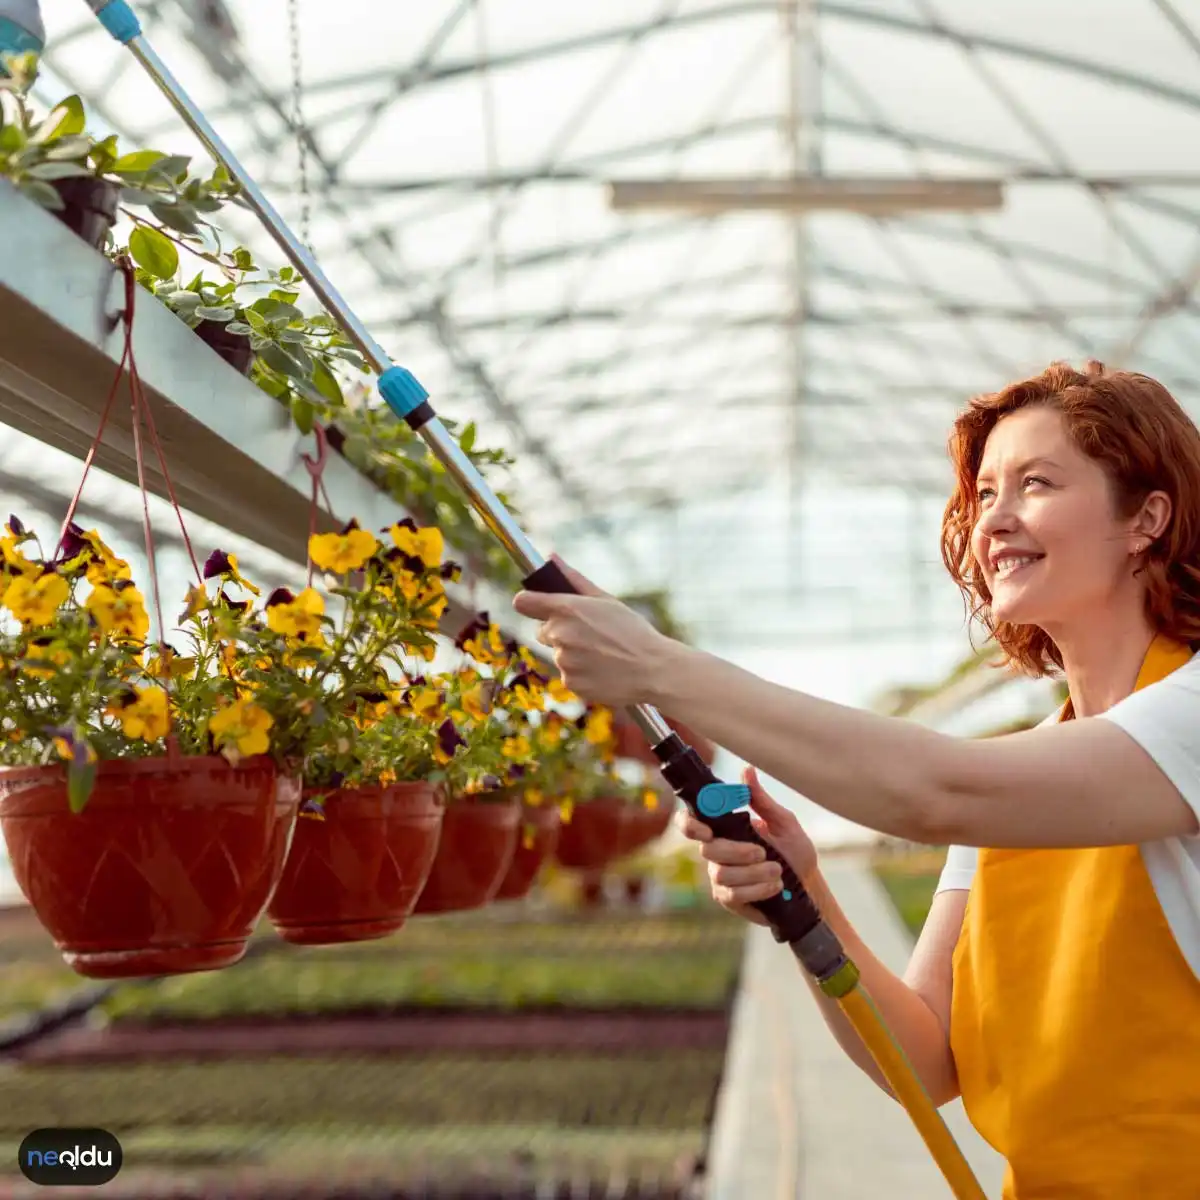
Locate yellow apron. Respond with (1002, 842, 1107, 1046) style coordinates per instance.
(950, 635, 1200, 1198)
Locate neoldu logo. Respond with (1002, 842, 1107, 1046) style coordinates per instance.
(19, 1128, 122, 1186)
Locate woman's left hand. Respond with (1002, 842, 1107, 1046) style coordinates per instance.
(511, 559, 677, 707)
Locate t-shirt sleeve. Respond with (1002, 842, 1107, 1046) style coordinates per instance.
(1100, 655, 1200, 828)
(935, 844, 979, 893)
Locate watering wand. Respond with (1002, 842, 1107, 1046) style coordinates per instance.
(55, 3, 986, 1194)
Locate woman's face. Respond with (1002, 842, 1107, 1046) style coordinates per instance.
(970, 405, 1150, 629)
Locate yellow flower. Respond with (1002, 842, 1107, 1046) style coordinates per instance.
(86, 583, 150, 642)
(502, 734, 532, 760)
(146, 647, 196, 680)
(0, 537, 39, 580)
(3, 573, 69, 627)
(559, 798, 574, 825)
(548, 678, 574, 704)
(642, 789, 659, 811)
(413, 579, 449, 629)
(461, 682, 491, 722)
(378, 767, 397, 786)
(209, 698, 274, 763)
(390, 524, 443, 568)
(54, 736, 96, 764)
(524, 788, 544, 807)
(266, 587, 325, 641)
(106, 686, 170, 742)
(508, 678, 545, 713)
(407, 686, 444, 722)
(310, 527, 378, 574)
(204, 551, 261, 596)
(522, 827, 535, 850)
(74, 531, 131, 586)
(21, 638, 70, 679)
(179, 584, 208, 623)
(584, 708, 614, 747)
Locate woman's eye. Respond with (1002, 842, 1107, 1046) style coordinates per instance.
(976, 487, 995, 502)
(1023, 475, 1049, 489)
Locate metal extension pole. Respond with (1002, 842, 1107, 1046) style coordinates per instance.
(74, 4, 985, 1193)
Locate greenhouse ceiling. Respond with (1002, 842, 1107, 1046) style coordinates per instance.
(18, 0, 1200, 652)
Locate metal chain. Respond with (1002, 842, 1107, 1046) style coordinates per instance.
(287, 0, 311, 251)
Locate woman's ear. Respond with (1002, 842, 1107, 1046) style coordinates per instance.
(1134, 490, 1172, 543)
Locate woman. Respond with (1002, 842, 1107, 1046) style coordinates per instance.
(513, 361, 1200, 1197)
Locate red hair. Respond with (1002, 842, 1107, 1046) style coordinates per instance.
(941, 360, 1200, 676)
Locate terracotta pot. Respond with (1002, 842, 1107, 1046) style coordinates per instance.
(194, 320, 255, 376)
(50, 177, 121, 251)
(553, 797, 631, 870)
(412, 795, 520, 914)
(266, 782, 444, 945)
(0, 756, 298, 979)
(493, 801, 561, 902)
(618, 795, 677, 857)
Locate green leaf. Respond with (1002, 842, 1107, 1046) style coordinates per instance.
(67, 759, 97, 814)
(259, 343, 307, 381)
(148, 201, 200, 235)
(166, 290, 201, 311)
(43, 135, 93, 161)
(195, 305, 235, 322)
(460, 421, 477, 453)
(128, 225, 179, 281)
(269, 289, 300, 305)
(25, 161, 92, 181)
(290, 396, 315, 435)
(16, 178, 64, 211)
(242, 308, 269, 332)
(30, 95, 86, 145)
(231, 247, 255, 272)
(226, 321, 252, 336)
(111, 149, 167, 176)
(311, 359, 344, 406)
(148, 153, 191, 181)
(120, 187, 160, 207)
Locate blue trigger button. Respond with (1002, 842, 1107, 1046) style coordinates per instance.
(696, 783, 752, 819)
(782, 889, 793, 901)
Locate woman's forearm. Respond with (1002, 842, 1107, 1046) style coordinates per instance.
(648, 643, 955, 843)
(796, 869, 959, 1106)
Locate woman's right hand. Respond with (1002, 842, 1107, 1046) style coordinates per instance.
(676, 766, 819, 926)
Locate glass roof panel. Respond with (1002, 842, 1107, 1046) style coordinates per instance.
(19, 0, 1200, 694)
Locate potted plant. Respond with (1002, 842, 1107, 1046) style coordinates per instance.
(0, 519, 336, 979)
(264, 519, 460, 945)
(131, 249, 368, 416)
(409, 616, 564, 915)
(1, 54, 241, 253)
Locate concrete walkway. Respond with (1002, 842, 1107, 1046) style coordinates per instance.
(706, 854, 1006, 1199)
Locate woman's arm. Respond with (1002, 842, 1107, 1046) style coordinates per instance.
(647, 642, 1199, 848)
(511, 583, 1200, 848)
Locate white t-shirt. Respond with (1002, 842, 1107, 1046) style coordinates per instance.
(936, 652, 1200, 979)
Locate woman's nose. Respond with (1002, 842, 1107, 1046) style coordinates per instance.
(976, 493, 1019, 539)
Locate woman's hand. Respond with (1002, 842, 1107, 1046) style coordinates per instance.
(677, 766, 818, 925)
(512, 558, 679, 707)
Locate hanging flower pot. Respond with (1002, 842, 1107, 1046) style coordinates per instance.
(413, 794, 521, 915)
(493, 798, 561, 902)
(0, 756, 299, 979)
(553, 796, 632, 870)
(194, 319, 255, 376)
(618, 794, 677, 858)
(267, 782, 444, 945)
(50, 176, 122, 251)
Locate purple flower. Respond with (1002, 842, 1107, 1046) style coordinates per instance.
(437, 718, 466, 760)
(440, 560, 463, 582)
(265, 587, 295, 609)
(203, 550, 232, 580)
(8, 514, 25, 537)
(454, 613, 490, 651)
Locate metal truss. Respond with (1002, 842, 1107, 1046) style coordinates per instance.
(15, 0, 1200, 646)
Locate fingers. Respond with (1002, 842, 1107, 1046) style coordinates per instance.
(710, 870, 783, 909)
(549, 554, 611, 599)
(512, 590, 568, 621)
(709, 859, 782, 890)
